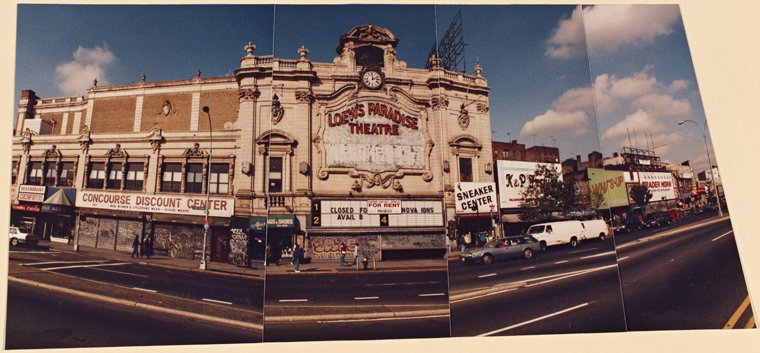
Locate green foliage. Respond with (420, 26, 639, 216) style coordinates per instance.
(519, 165, 575, 222)
(630, 184, 653, 209)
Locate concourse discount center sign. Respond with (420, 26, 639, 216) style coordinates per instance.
(76, 190, 234, 217)
(455, 182, 497, 214)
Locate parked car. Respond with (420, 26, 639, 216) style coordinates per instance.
(644, 211, 670, 228)
(581, 219, 610, 241)
(9, 226, 39, 246)
(526, 220, 585, 250)
(622, 217, 644, 233)
(460, 235, 542, 265)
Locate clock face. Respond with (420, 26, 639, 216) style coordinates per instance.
(362, 70, 383, 89)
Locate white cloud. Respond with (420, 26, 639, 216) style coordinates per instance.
(546, 5, 681, 59)
(520, 109, 590, 138)
(546, 6, 587, 59)
(601, 109, 665, 141)
(667, 79, 689, 93)
(551, 86, 595, 112)
(55, 46, 116, 96)
(584, 5, 681, 55)
(633, 93, 691, 117)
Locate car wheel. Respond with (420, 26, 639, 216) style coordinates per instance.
(522, 248, 533, 260)
(10, 238, 18, 246)
(570, 237, 579, 248)
(539, 241, 547, 252)
(482, 254, 494, 265)
(599, 233, 606, 241)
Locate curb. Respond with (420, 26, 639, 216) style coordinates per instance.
(264, 266, 447, 276)
(264, 308, 450, 323)
(616, 215, 731, 250)
(8, 276, 263, 332)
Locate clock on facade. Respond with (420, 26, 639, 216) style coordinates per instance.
(361, 69, 383, 89)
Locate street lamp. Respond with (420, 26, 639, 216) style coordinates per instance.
(200, 106, 212, 270)
(677, 119, 723, 217)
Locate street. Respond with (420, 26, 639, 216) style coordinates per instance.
(5, 244, 265, 348)
(448, 214, 754, 336)
(263, 269, 451, 341)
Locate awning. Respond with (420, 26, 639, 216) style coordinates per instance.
(41, 188, 75, 214)
(249, 214, 297, 231)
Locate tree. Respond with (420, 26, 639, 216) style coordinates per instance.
(629, 184, 653, 210)
(519, 165, 574, 222)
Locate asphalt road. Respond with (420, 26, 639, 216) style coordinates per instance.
(4, 283, 261, 349)
(616, 218, 753, 330)
(263, 315, 451, 342)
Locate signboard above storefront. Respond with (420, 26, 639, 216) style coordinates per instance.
(454, 182, 497, 214)
(249, 214, 297, 231)
(637, 172, 677, 201)
(75, 190, 235, 218)
(311, 199, 443, 228)
(496, 160, 562, 209)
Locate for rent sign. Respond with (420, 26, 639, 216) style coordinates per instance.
(76, 190, 234, 217)
(455, 182, 497, 214)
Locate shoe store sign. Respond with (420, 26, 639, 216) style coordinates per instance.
(76, 190, 235, 217)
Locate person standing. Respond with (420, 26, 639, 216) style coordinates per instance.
(131, 235, 140, 258)
(339, 242, 347, 266)
(292, 244, 304, 273)
(144, 236, 153, 259)
(352, 242, 360, 265)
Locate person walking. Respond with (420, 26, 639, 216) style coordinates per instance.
(144, 236, 153, 259)
(339, 242, 347, 266)
(292, 244, 304, 273)
(352, 242, 360, 266)
(131, 235, 140, 258)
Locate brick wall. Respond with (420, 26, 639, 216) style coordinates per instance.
(91, 97, 137, 133)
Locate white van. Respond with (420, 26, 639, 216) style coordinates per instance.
(581, 219, 610, 241)
(526, 220, 585, 250)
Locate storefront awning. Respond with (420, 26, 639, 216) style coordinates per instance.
(249, 214, 297, 231)
(41, 188, 75, 214)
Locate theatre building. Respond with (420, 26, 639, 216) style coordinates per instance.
(10, 24, 493, 262)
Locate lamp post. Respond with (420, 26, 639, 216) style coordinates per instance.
(200, 106, 212, 270)
(677, 119, 723, 217)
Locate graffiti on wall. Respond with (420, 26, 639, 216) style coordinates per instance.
(380, 234, 447, 249)
(310, 235, 380, 260)
(229, 229, 249, 267)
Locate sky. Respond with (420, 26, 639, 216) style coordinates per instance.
(13, 4, 716, 173)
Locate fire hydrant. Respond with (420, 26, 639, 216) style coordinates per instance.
(362, 257, 369, 270)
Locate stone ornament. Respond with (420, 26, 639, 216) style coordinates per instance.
(20, 127, 35, 153)
(78, 125, 92, 152)
(147, 123, 164, 152)
(271, 94, 284, 125)
(106, 143, 128, 158)
(42, 145, 61, 158)
(238, 87, 261, 101)
(183, 142, 207, 158)
(458, 104, 470, 130)
(431, 96, 449, 110)
(244, 42, 256, 57)
(295, 90, 313, 103)
(157, 100, 177, 117)
(476, 102, 489, 113)
(298, 45, 309, 61)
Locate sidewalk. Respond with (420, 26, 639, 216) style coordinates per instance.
(263, 256, 447, 275)
(43, 241, 265, 279)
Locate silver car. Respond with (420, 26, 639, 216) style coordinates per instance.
(9, 226, 39, 247)
(460, 235, 542, 265)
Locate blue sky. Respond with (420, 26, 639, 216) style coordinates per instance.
(13, 4, 716, 173)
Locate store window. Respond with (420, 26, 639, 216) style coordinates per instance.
(124, 163, 144, 191)
(209, 163, 229, 194)
(161, 163, 182, 192)
(43, 162, 57, 186)
(107, 162, 122, 190)
(459, 158, 473, 182)
(185, 163, 204, 193)
(87, 162, 105, 189)
(28, 161, 43, 185)
(59, 162, 75, 187)
(268, 157, 283, 193)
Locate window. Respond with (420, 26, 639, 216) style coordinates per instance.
(43, 162, 57, 186)
(521, 151, 526, 160)
(161, 163, 182, 192)
(12, 161, 18, 184)
(268, 157, 283, 193)
(124, 163, 144, 191)
(355, 45, 384, 68)
(459, 158, 473, 182)
(209, 163, 229, 194)
(107, 163, 122, 189)
(28, 162, 43, 185)
(59, 162, 75, 187)
(185, 163, 204, 193)
(503, 151, 508, 159)
(87, 162, 105, 189)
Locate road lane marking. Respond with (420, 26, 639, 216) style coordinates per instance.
(618, 256, 630, 261)
(279, 299, 308, 302)
(418, 293, 446, 297)
(22, 260, 109, 266)
(202, 298, 233, 305)
(476, 303, 589, 336)
(89, 267, 149, 278)
(478, 273, 497, 278)
(321, 314, 450, 323)
(43, 262, 130, 271)
(354, 296, 380, 300)
(521, 266, 535, 270)
(525, 264, 618, 288)
(554, 260, 569, 264)
(580, 251, 616, 259)
(10, 250, 61, 254)
(366, 281, 441, 287)
(450, 289, 517, 304)
(132, 287, 157, 293)
(724, 296, 752, 329)
(569, 248, 599, 254)
(712, 231, 733, 242)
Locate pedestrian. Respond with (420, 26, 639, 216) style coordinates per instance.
(479, 232, 487, 247)
(131, 235, 140, 258)
(339, 242, 347, 266)
(292, 244, 303, 272)
(144, 236, 153, 259)
(265, 244, 272, 266)
(352, 242, 360, 265)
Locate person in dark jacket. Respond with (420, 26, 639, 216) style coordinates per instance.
(144, 236, 153, 259)
(131, 235, 140, 258)
(292, 244, 304, 272)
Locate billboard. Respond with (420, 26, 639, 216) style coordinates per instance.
(637, 172, 677, 201)
(75, 190, 235, 217)
(454, 182, 497, 214)
(587, 168, 629, 209)
(496, 160, 562, 209)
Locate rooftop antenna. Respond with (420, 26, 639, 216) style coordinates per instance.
(627, 128, 633, 147)
(633, 129, 639, 148)
(427, 10, 466, 73)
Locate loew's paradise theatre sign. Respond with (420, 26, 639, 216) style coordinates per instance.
(76, 190, 234, 217)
